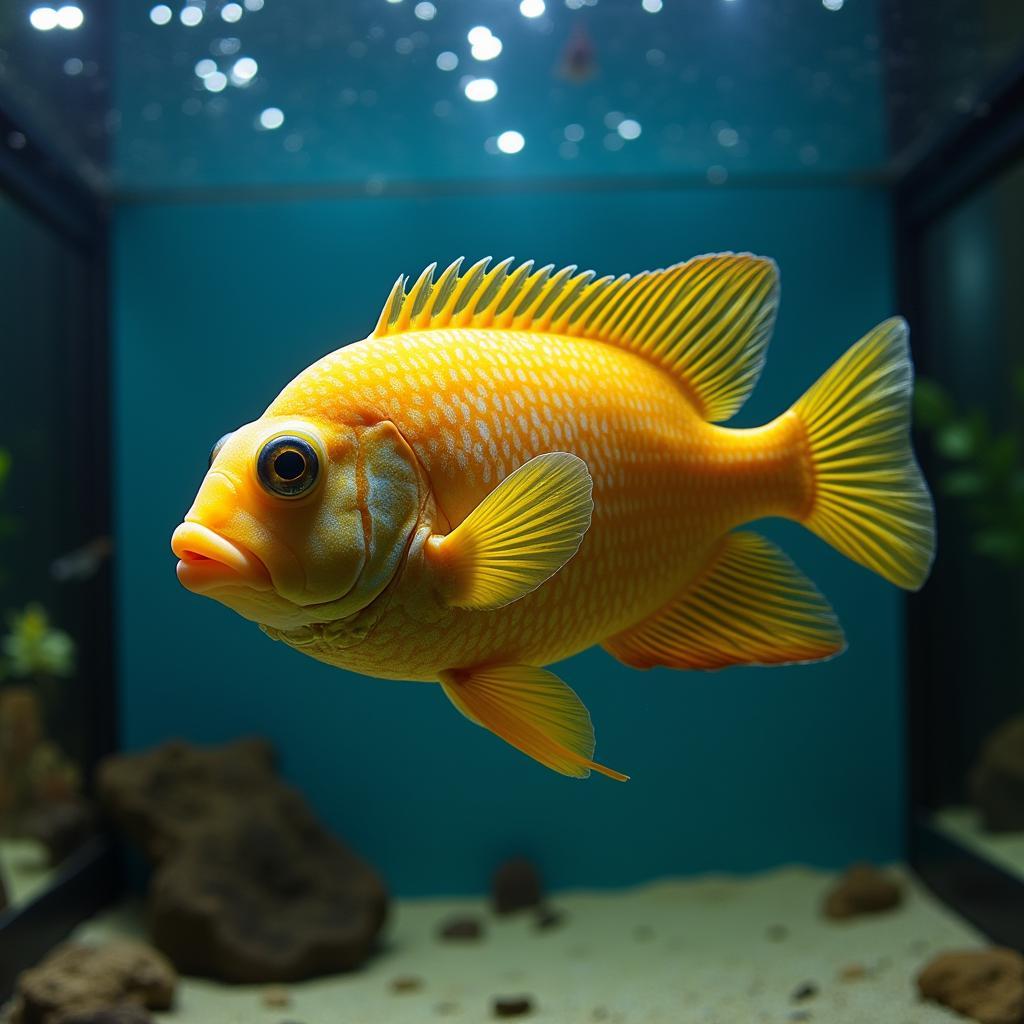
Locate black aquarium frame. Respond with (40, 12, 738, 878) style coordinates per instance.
(896, 56, 1024, 951)
(0, 93, 120, 995)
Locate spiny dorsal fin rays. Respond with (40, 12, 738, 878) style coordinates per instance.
(371, 253, 779, 422)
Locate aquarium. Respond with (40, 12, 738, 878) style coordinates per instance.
(1, 1, 1023, 1022)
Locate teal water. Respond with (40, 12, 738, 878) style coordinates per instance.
(115, 183, 903, 894)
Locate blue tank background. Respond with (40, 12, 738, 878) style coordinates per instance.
(114, 183, 902, 895)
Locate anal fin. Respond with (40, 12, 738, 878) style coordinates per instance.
(604, 531, 845, 670)
(438, 664, 628, 781)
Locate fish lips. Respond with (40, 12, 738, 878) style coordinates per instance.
(171, 521, 273, 594)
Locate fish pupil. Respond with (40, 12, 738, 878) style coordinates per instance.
(274, 449, 306, 481)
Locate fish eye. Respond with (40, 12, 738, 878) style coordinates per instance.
(256, 435, 320, 498)
(208, 432, 233, 468)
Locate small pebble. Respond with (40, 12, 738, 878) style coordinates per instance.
(534, 906, 565, 931)
(766, 924, 788, 942)
(391, 976, 424, 993)
(439, 915, 484, 941)
(261, 986, 291, 1008)
(839, 963, 867, 981)
(493, 995, 534, 1017)
(791, 982, 818, 1002)
(492, 859, 543, 914)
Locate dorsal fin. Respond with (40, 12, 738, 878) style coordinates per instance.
(372, 253, 779, 422)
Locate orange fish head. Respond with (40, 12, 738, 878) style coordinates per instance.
(171, 416, 422, 630)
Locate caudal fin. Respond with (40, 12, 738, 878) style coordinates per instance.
(791, 317, 935, 591)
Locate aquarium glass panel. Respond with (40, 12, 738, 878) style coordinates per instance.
(0, 190, 105, 914)
(917, 156, 1024, 880)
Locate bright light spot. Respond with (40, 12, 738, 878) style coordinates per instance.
(496, 130, 524, 154)
(244, 0, 263, 8)
(436, 51, 458, 70)
(195, 58, 218, 78)
(471, 34, 502, 60)
(822, 0, 843, 8)
(520, 0, 545, 16)
(29, 7, 58, 30)
(63, 57, 84, 74)
(717, 126, 738, 147)
(414, 1, 435, 18)
(149, 4, 172, 24)
(467, 25, 492, 46)
(465, 78, 503, 104)
(204, 70, 228, 91)
(564, 123, 584, 142)
(259, 106, 284, 129)
(463, 77, 497, 102)
(385, 0, 402, 3)
(232, 56, 257, 81)
(56, 5, 83, 28)
(215, 36, 241, 53)
(180, 5, 203, 25)
(617, 118, 641, 140)
(641, 0, 662, 11)
(221, 2, 242, 20)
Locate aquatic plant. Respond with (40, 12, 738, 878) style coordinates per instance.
(914, 370, 1024, 566)
(1, 604, 75, 680)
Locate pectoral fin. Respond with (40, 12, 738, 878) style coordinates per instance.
(438, 664, 628, 781)
(427, 452, 593, 610)
(604, 531, 845, 670)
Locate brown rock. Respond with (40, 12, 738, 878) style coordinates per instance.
(791, 982, 818, 1002)
(839, 963, 867, 981)
(823, 863, 903, 919)
(534, 906, 564, 931)
(492, 859, 542, 915)
(261, 986, 291, 1008)
(493, 995, 534, 1017)
(917, 948, 1024, 1024)
(63, 1009, 154, 1024)
(439, 915, 484, 941)
(97, 737, 388, 983)
(970, 716, 1024, 832)
(391, 975, 424, 993)
(8, 940, 176, 1024)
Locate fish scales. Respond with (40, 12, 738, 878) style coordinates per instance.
(265, 327, 806, 680)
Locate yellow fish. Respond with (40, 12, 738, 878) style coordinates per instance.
(171, 254, 934, 781)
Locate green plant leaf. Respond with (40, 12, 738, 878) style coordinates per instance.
(936, 422, 976, 460)
(972, 528, 1024, 564)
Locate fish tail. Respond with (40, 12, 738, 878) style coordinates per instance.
(789, 317, 935, 591)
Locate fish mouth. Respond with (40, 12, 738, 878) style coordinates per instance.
(171, 522, 272, 594)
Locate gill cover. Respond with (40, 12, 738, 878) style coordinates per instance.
(348, 420, 422, 612)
